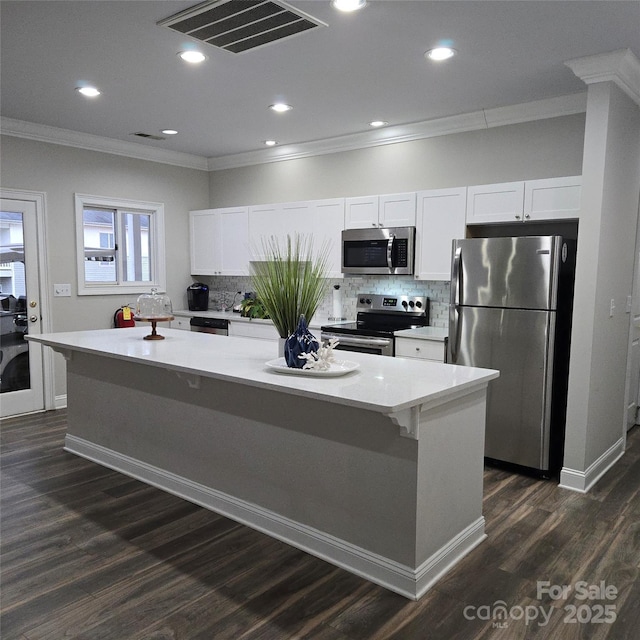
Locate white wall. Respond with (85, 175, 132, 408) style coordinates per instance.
(0, 135, 210, 397)
(209, 115, 585, 206)
(563, 82, 640, 481)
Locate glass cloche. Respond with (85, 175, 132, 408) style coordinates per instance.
(135, 288, 173, 319)
(134, 289, 174, 340)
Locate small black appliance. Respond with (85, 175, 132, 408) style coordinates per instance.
(187, 282, 209, 311)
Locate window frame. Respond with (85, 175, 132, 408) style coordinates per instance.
(75, 193, 166, 296)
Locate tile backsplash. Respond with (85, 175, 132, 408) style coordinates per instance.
(193, 275, 450, 328)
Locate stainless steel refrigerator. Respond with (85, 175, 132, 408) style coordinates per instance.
(448, 236, 576, 476)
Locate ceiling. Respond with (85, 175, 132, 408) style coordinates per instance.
(1, 0, 639, 166)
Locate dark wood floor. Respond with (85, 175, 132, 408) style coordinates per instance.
(1, 409, 639, 640)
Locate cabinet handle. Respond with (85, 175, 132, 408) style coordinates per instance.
(515, 215, 521, 220)
(524, 214, 530, 220)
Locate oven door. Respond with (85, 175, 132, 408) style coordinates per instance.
(321, 331, 394, 356)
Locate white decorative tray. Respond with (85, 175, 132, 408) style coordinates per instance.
(265, 358, 360, 377)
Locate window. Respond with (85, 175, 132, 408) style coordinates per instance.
(75, 194, 166, 295)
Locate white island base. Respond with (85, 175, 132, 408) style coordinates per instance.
(30, 328, 498, 600)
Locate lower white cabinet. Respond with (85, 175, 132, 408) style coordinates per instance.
(395, 337, 445, 362)
(229, 320, 280, 341)
(171, 317, 191, 331)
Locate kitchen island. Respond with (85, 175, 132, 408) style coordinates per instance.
(28, 328, 498, 600)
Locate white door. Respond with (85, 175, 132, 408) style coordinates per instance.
(0, 196, 46, 416)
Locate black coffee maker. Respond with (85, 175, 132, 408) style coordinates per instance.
(187, 283, 209, 311)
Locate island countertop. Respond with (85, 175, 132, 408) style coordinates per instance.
(28, 327, 497, 417)
(28, 326, 499, 599)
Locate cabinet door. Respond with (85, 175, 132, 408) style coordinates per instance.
(415, 187, 466, 280)
(379, 192, 416, 227)
(466, 181, 525, 224)
(312, 198, 345, 278)
(345, 196, 379, 229)
(248, 203, 280, 260)
(217, 207, 249, 275)
(190, 209, 219, 275)
(395, 338, 444, 362)
(524, 176, 581, 221)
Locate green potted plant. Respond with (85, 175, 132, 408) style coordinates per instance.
(250, 234, 330, 341)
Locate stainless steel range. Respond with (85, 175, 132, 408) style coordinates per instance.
(321, 293, 430, 356)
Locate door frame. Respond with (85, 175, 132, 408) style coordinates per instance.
(1, 187, 54, 414)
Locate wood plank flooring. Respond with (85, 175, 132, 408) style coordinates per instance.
(1, 409, 639, 639)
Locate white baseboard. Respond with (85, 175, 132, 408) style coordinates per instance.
(54, 394, 67, 410)
(559, 437, 625, 493)
(65, 434, 485, 600)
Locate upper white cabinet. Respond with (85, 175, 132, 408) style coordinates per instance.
(466, 181, 525, 224)
(345, 192, 416, 229)
(311, 198, 345, 279)
(466, 176, 581, 224)
(249, 198, 344, 277)
(524, 176, 582, 221)
(190, 207, 249, 276)
(415, 187, 466, 281)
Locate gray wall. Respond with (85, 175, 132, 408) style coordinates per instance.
(209, 115, 585, 206)
(1, 135, 210, 397)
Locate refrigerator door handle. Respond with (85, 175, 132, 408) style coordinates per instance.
(386, 235, 394, 270)
(449, 246, 462, 363)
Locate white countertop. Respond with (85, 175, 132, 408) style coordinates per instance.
(29, 328, 496, 416)
(394, 327, 449, 342)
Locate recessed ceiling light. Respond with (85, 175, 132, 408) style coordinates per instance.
(269, 103, 293, 113)
(161, 129, 178, 135)
(178, 50, 206, 64)
(369, 120, 388, 128)
(76, 86, 101, 97)
(425, 47, 456, 61)
(264, 140, 278, 146)
(332, 0, 366, 12)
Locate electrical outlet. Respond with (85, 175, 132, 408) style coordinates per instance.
(627, 295, 633, 313)
(609, 299, 615, 317)
(54, 283, 71, 297)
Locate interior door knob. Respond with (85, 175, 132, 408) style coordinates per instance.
(29, 315, 38, 322)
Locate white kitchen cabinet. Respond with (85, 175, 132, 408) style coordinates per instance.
(229, 320, 280, 341)
(466, 176, 581, 225)
(415, 187, 466, 281)
(249, 198, 344, 277)
(311, 198, 344, 278)
(190, 207, 249, 276)
(344, 196, 379, 229)
(171, 317, 191, 331)
(345, 192, 416, 229)
(466, 181, 525, 224)
(249, 201, 314, 260)
(395, 337, 445, 362)
(524, 176, 581, 221)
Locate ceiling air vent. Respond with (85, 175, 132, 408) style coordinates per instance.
(131, 132, 166, 141)
(157, 0, 326, 54)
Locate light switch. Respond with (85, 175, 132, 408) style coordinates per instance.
(54, 283, 71, 297)
(610, 299, 615, 317)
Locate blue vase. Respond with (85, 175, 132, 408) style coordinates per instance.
(284, 315, 319, 368)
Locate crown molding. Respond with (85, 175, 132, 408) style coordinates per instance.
(2, 92, 587, 174)
(0, 117, 209, 171)
(207, 92, 587, 171)
(566, 49, 640, 107)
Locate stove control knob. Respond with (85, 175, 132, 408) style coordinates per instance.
(409, 300, 415, 308)
(415, 300, 422, 309)
(366, 298, 372, 305)
(401, 300, 408, 308)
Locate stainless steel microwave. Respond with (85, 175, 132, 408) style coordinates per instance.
(341, 227, 416, 275)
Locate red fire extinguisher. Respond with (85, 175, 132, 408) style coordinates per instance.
(114, 305, 135, 328)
